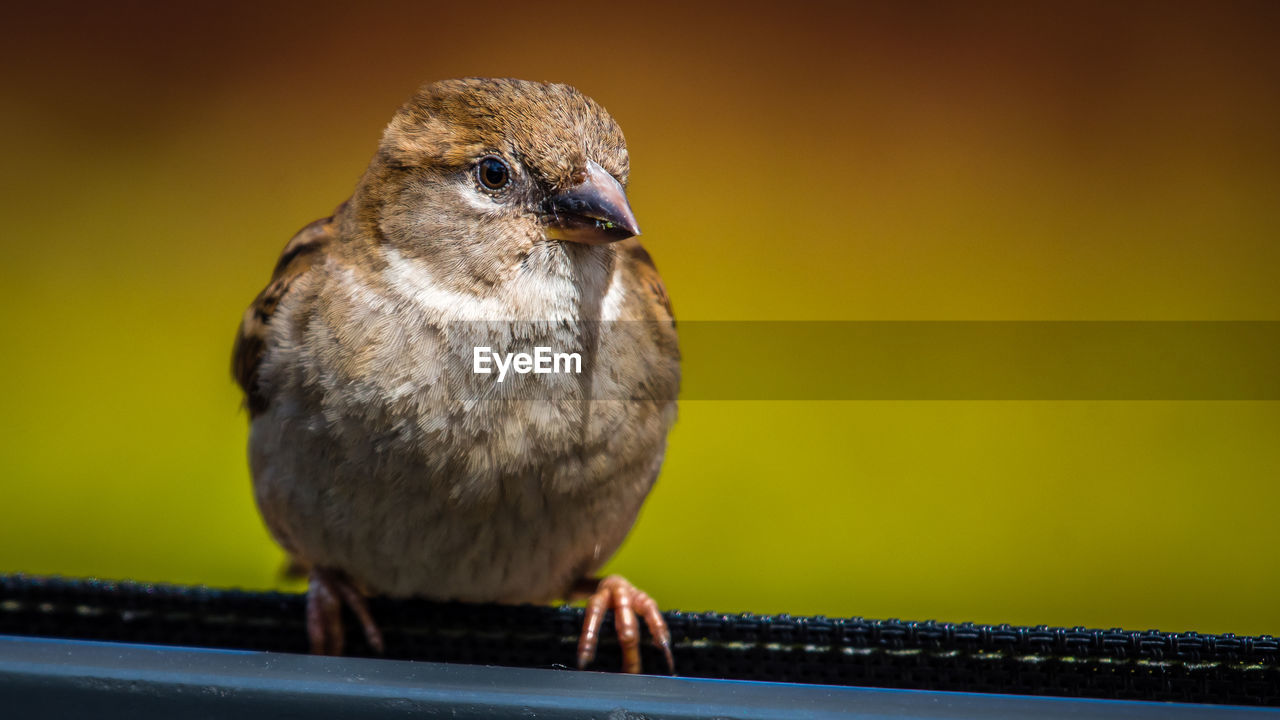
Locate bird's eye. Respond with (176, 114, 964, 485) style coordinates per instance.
(476, 155, 510, 191)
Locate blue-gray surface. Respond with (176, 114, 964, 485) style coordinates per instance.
(0, 634, 1275, 719)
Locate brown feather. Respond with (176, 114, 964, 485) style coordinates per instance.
(620, 239, 674, 324)
(232, 207, 338, 416)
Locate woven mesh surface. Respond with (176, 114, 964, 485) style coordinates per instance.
(1, 574, 1276, 705)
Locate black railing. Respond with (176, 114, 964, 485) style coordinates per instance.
(1, 574, 1276, 706)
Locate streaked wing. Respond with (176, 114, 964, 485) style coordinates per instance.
(232, 209, 337, 416)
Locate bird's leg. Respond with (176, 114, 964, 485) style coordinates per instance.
(306, 568, 385, 656)
(575, 574, 674, 674)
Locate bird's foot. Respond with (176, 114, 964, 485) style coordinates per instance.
(575, 574, 673, 675)
(306, 568, 384, 656)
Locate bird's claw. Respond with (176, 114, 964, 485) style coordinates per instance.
(306, 568, 384, 656)
(576, 574, 673, 675)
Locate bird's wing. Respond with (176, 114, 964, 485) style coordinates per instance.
(618, 239, 674, 324)
(232, 209, 337, 416)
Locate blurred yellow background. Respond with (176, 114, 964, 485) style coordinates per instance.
(2, 1, 1278, 634)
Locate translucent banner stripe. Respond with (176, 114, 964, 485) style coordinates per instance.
(678, 321, 1280, 400)
(430, 322, 1280, 401)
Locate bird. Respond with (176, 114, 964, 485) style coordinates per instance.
(232, 77, 680, 674)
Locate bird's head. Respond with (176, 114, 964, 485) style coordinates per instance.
(352, 78, 638, 282)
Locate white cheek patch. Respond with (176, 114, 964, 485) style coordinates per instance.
(380, 248, 503, 321)
(380, 247, 586, 324)
(600, 264, 627, 321)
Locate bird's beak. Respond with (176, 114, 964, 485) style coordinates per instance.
(542, 160, 640, 244)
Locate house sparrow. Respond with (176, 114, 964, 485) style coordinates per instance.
(232, 78, 679, 674)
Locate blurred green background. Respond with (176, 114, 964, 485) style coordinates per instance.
(2, 1, 1278, 634)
